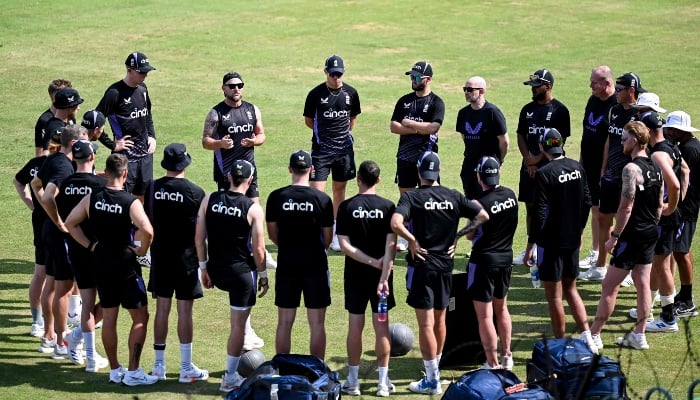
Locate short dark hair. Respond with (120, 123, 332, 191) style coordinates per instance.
(60, 125, 84, 147)
(105, 153, 128, 178)
(48, 79, 72, 97)
(357, 160, 380, 187)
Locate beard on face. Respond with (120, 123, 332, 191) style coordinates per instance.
(532, 88, 547, 102)
(413, 82, 426, 92)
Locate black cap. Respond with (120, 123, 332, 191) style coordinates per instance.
(223, 72, 243, 84)
(54, 88, 84, 109)
(289, 150, 312, 170)
(72, 139, 98, 160)
(639, 111, 663, 130)
(616, 72, 646, 93)
(475, 156, 500, 186)
(324, 55, 345, 74)
(81, 110, 106, 130)
(228, 159, 254, 179)
(405, 61, 433, 77)
(125, 52, 156, 73)
(540, 128, 564, 156)
(417, 152, 440, 180)
(160, 143, 192, 171)
(524, 69, 554, 87)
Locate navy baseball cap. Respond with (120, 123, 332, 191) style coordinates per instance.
(524, 69, 554, 87)
(223, 72, 243, 84)
(406, 61, 433, 77)
(540, 128, 564, 156)
(475, 156, 500, 186)
(125, 51, 156, 73)
(616, 72, 645, 93)
(72, 139, 98, 160)
(229, 159, 254, 179)
(289, 150, 312, 170)
(417, 151, 440, 180)
(81, 110, 106, 130)
(325, 55, 345, 74)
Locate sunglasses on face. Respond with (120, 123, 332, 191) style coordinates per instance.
(412, 75, 427, 83)
(615, 86, 629, 93)
(226, 83, 244, 90)
(529, 75, 552, 85)
(329, 72, 343, 78)
(463, 87, 482, 93)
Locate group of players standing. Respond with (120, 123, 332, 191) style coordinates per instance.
(12, 51, 700, 397)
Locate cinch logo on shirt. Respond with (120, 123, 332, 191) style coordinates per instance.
(352, 207, 384, 219)
(30, 166, 39, 177)
(228, 122, 254, 134)
(282, 199, 314, 212)
(559, 170, 582, 183)
(323, 109, 349, 119)
(64, 184, 92, 196)
(211, 201, 242, 217)
(490, 198, 517, 214)
(130, 107, 149, 119)
(154, 188, 184, 203)
(424, 198, 453, 210)
(608, 125, 624, 136)
(95, 199, 123, 214)
(406, 115, 424, 123)
(528, 125, 547, 136)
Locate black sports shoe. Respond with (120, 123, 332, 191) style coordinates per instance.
(674, 299, 699, 318)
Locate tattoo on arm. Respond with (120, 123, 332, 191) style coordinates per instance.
(621, 164, 638, 202)
(203, 110, 218, 137)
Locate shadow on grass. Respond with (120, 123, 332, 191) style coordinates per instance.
(0, 259, 34, 276)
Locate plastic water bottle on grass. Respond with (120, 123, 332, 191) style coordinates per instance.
(529, 261, 540, 288)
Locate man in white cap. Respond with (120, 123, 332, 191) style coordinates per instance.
(665, 111, 700, 318)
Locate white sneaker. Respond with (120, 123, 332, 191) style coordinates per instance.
(85, 354, 109, 373)
(109, 365, 126, 383)
(396, 237, 408, 252)
(620, 273, 634, 287)
(408, 373, 442, 395)
(377, 381, 396, 397)
(95, 320, 103, 329)
(219, 371, 245, 393)
(481, 362, 502, 369)
(38, 337, 56, 353)
(243, 332, 264, 351)
(629, 308, 654, 323)
(123, 367, 159, 386)
(151, 361, 166, 380)
(66, 330, 85, 365)
(341, 380, 361, 396)
(136, 254, 151, 268)
(51, 344, 68, 360)
(578, 266, 606, 281)
(179, 363, 209, 383)
(265, 250, 277, 269)
(502, 354, 514, 371)
(616, 331, 649, 350)
(579, 249, 599, 269)
(330, 234, 341, 251)
(30, 323, 45, 337)
(646, 317, 679, 333)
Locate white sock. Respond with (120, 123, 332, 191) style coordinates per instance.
(180, 342, 192, 370)
(245, 315, 253, 336)
(154, 345, 166, 364)
(436, 353, 442, 364)
(69, 295, 82, 316)
(226, 355, 241, 376)
(424, 359, 439, 382)
(347, 365, 359, 384)
(660, 295, 674, 307)
(71, 326, 83, 341)
(84, 330, 95, 360)
(378, 366, 389, 386)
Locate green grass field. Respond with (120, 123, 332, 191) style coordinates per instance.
(2, 0, 700, 398)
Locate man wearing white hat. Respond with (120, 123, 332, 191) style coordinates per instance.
(665, 111, 700, 318)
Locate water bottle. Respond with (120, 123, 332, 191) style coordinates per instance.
(529, 262, 540, 288)
(378, 291, 388, 322)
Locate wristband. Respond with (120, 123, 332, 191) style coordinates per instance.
(611, 231, 620, 239)
(259, 270, 268, 279)
(199, 260, 208, 270)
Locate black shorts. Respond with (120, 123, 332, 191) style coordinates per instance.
(32, 213, 47, 265)
(217, 168, 259, 198)
(654, 224, 678, 256)
(610, 238, 655, 271)
(344, 268, 395, 315)
(460, 160, 482, 199)
(405, 267, 452, 310)
(68, 240, 97, 289)
(149, 249, 203, 301)
(310, 150, 356, 182)
(537, 246, 579, 282)
(583, 166, 601, 206)
(466, 262, 512, 303)
(517, 166, 535, 203)
(396, 158, 420, 189)
(42, 221, 73, 280)
(210, 269, 257, 308)
(125, 154, 154, 196)
(275, 269, 331, 309)
(673, 220, 696, 253)
(97, 275, 148, 309)
(599, 176, 622, 214)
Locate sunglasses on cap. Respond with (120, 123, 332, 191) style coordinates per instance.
(529, 75, 552, 85)
(463, 87, 482, 93)
(226, 83, 244, 89)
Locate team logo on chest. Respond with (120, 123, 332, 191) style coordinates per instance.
(588, 112, 604, 127)
(464, 121, 483, 136)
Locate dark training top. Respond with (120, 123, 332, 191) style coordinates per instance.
(602, 104, 636, 180)
(621, 157, 662, 242)
(204, 190, 255, 274)
(517, 99, 570, 164)
(455, 101, 507, 164)
(679, 137, 700, 221)
(303, 83, 361, 155)
(471, 186, 519, 268)
(581, 95, 617, 178)
(211, 101, 258, 183)
(391, 92, 445, 162)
